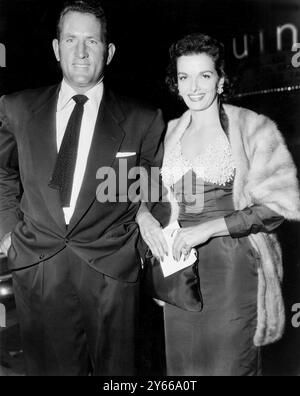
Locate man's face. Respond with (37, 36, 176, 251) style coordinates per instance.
(53, 11, 115, 93)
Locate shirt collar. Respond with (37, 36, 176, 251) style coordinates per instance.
(57, 79, 104, 111)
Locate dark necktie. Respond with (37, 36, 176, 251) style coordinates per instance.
(49, 94, 89, 207)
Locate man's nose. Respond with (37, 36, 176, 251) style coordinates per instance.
(75, 41, 88, 58)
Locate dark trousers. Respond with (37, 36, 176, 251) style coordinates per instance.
(11, 248, 140, 376)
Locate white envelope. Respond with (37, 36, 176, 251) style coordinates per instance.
(116, 152, 136, 158)
(160, 221, 197, 278)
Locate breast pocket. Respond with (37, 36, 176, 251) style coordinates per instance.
(112, 155, 141, 203)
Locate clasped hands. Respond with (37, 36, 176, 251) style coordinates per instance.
(137, 212, 213, 262)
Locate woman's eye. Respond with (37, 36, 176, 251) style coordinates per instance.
(178, 76, 187, 81)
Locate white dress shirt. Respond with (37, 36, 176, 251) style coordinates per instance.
(56, 79, 104, 224)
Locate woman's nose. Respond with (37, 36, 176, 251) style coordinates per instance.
(191, 78, 200, 92)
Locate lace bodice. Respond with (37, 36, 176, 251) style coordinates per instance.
(161, 133, 236, 187)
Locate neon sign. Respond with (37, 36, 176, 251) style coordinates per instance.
(232, 24, 298, 60)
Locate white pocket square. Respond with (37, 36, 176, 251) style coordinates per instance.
(116, 152, 136, 158)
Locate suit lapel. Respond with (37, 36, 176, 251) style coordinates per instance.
(27, 84, 66, 231)
(68, 89, 126, 231)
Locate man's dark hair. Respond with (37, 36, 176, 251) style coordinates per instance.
(56, 0, 110, 44)
(166, 33, 230, 101)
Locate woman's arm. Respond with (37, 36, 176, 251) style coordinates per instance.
(172, 205, 284, 261)
(224, 205, 284, 238)
(172, 217, 229, 261)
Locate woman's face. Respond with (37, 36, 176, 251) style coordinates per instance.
(177, 52, 224, 111)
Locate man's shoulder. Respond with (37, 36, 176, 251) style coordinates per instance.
(1, 84, 59, 112)
(107, 90, 162, 119)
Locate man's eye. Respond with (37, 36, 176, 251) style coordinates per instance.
(87, 40, 98, 45)
(203, 74, 211, 79)
(65, 38, 74, 43)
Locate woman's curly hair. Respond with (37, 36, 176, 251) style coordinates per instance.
(166, 33, 231, 102)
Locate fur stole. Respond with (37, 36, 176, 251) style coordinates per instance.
(163, 104, 300, 346)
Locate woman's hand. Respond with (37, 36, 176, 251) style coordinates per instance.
(172, 218, 229, 261)
(172, 224, 211, 261)
(136, 210, 168, 262)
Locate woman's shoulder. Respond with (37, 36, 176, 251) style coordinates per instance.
(166, 115, 183, 134)
(223, 104, 276, 125)
(223, 103, 261, 119)
(223, 104, 280, 138)
(165, 110, 191, 144)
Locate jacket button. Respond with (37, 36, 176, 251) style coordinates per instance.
(39, 254, 45, 260)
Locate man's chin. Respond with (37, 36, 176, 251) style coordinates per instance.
(68, 78, 94, 89)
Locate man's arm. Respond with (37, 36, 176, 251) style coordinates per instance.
(0, 95, 21, 252)
(136, 109, 170, 260)
(139, 109, 171, 225)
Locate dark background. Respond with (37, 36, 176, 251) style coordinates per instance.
(0, 0, 300, 376)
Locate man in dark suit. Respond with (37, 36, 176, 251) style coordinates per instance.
(0, 0, 168, 376)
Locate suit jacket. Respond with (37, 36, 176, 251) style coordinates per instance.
(0, 84, 169, 283)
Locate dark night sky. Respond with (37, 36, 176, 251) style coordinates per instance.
(0, 0, 299, 99)
(1, 0, 299, 145)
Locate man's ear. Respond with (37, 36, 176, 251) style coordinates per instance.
(52, 39, 60, 62)
(106, 43, 116, 65)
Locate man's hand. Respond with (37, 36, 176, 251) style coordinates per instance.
(0, 233, 12, 257)
(136, 211, 168, 262)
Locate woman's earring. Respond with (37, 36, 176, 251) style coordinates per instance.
(217, 86, 224, 95)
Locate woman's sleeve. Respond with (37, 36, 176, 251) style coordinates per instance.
(224, 205, 284, 238)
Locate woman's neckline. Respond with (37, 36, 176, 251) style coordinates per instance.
(179, 129, 231, 166)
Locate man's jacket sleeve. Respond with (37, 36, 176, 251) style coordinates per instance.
(0, 95, 22, 241)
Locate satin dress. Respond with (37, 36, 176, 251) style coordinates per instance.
(161, 135, 283, 376)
